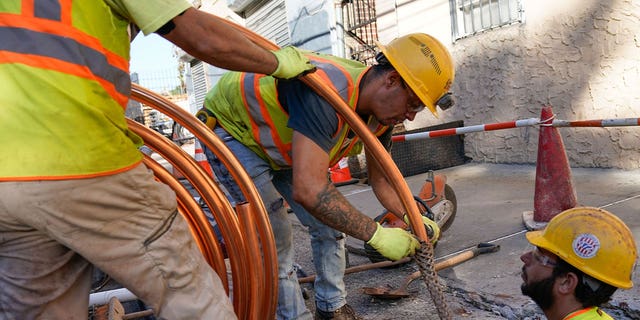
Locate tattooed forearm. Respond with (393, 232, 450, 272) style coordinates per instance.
(310, 183, 378, 241)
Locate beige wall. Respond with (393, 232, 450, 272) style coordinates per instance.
(376, 0, 640, 169)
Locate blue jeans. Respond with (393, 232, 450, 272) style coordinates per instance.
(202, 127, 347, 319)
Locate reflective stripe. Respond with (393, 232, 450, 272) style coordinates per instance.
(236, 54, 377, 168)
(242, 73, 292, 166)
(242, 60, 351, 167)
(329, 118, 388, 166)
(0, 26, 130, 105)
(34, 0, 61, 20)
(312, 60, 350, 101)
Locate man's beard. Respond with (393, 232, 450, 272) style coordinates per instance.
(521, 271, 556, 310)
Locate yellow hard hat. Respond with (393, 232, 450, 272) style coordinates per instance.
(376, 33, 455, 117)
(526, 207, 638, 289)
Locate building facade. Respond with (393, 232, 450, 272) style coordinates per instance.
(178, 0, 640, 169)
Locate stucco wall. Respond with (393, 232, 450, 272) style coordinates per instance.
(377, 0, 640, 169)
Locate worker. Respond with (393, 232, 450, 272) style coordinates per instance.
(520, 207, 638, 320)
(0, 1, 315, 319)
(198, 33, 455, 320)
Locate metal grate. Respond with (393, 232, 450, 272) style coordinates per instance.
(341, 0, 378, 65)
(391, 121, 469, 177)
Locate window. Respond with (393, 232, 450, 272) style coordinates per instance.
(450, 0, 524, 39)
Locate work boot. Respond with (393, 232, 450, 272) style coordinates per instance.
(315, 304, 363, 320)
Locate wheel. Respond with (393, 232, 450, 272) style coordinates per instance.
(171, 121, 194, 145)
(438, 184, 457, 232)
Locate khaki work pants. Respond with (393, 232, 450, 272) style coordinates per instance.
(0, 164, 236, 319)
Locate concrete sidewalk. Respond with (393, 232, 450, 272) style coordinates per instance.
(291, 163, 640, 319)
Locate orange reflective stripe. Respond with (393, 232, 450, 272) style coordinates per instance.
(563, 307, 592, 319)
(21, 0, 70, 23)
(309, 55, 355, 98)
(235, 54, 368, 168)
(0, 50, 129, 106)
(0, 160, 143, 182)
(0, 14, 128, 72)
(242, 73, 293, 165)
(21, 0, 34, 17)
(253, 77, 293, 165)
(60, 0, 72, 24)
(0, 13, 130, 107)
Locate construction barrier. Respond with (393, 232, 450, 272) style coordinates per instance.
(388, 108, 639, 227)
(392, 117, 640, 142)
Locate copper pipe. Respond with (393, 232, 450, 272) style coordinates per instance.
(130, 87, 278, 319)
(128, 120, 251, 318)
(132, 125, 228, 285)
(236, 202, 265, 320)
(141, 156, 228, 287)
(127, 118, 251, 313)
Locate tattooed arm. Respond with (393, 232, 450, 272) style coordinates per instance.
(291, 132, 378, 241)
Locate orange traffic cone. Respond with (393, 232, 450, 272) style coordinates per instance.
(194, 140, 214, 177)
(329, 157, 357, 186)
(523, 106, 577, 230)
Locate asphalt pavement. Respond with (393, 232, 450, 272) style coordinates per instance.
(291, 162, 640, 320)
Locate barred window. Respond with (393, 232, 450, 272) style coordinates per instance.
(450, 0, 524, 39)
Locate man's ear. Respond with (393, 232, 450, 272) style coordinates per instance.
(556, 272, 579, 295)
(386, 70, 402, 88)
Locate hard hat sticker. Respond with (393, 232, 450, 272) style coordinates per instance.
(572, 234, 600, 259)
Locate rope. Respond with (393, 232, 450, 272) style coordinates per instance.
(414, 240, 452, 320)
(538, 113, 556, 126)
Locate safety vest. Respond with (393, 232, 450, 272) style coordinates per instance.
(206, 53, 388, 170)
(0, 0, 144, 180)
(562, 307, 613, 320)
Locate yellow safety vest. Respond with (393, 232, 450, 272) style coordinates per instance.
(563, 307, 613, 320)
(1, 0, 144, 180)
(206, 53, 388, 170)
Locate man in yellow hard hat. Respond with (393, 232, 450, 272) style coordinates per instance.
(198, 33, 455, 319)
(520, 207, 638, 320)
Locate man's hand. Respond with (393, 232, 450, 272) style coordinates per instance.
(270, 46, 316, 79)
(366, 223, 420, 261)
(403, 214, 440, 244)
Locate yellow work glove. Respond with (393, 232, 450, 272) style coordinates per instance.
(269, 46, 316, 79)
(403, 214, 440, 245)
(366, 223, 420, 261)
